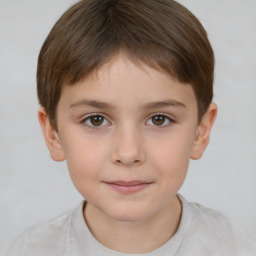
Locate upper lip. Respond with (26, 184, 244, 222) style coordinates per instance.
(104, 181, 152, 186)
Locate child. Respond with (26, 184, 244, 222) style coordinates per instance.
(7, 0, 256, 255)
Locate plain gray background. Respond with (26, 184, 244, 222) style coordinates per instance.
(1, 0, 256, 254)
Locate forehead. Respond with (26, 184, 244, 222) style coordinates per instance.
(59, 55, 197, 112)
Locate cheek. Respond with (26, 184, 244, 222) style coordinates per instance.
(148, 129, 195, 180)
(61, 132, 109, 187)
(150, 142, 190, 200)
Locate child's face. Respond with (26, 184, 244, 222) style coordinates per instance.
(40, 55, 216, 223)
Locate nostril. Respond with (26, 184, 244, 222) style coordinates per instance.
(111, 136, 146, 166)
(115, 158, 141, 166)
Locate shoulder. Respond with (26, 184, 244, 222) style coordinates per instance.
(180, 195, 256, 255)
(5, 206, 78, 256)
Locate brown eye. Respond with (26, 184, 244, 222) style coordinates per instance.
(84, 115, 110, 127)
(146, 114, 173, 127)
(90, 116, 104, 126)
(152, 115, 166, 125)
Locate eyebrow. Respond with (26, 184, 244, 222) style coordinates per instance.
(69, 99, 186, 110)
(140, 100, 186, 110)
(70, 100, 113, 109)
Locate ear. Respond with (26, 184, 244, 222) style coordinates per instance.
(38, 107, 65, 161)
(190, 103, 217, 160)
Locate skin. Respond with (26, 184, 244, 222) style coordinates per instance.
(38, 54, 217, 253)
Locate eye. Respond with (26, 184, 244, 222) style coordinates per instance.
(83, 114, 110, 128)
(146, 114, 173, 127)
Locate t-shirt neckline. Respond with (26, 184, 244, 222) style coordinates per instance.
(67, 194, 194, 256)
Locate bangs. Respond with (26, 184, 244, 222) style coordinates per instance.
(37, 0, 214, 128)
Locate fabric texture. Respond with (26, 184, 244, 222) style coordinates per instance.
(6, 195, 256, 256)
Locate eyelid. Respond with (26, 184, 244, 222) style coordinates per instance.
(146, 113, 175, 127)
(80, 112, 175, 129)
(81, 113, 112, 128)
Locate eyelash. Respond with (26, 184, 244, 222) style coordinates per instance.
(81, 113, 111, 130)
(81, 113, 175, 130)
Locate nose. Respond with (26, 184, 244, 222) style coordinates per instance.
(110, 125, 146, 167)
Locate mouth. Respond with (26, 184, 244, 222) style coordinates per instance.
(104, 180, 153, 194)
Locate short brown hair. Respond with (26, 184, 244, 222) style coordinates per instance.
(37, 0, 214, 129)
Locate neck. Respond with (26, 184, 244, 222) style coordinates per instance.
(84, 196, 182, 254)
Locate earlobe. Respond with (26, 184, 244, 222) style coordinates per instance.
(190, 103, 217, 160)
(38, 107, 65, 162)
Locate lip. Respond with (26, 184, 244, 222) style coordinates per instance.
(104, 181, 153, 194)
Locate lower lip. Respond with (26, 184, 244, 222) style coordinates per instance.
(105, 183, 152, 194)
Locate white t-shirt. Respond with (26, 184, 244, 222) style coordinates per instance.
(6, 195, 256, 256)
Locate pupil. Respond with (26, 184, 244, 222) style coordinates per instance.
(91, 116, 104, 126)
(153, 115, 165, 125)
